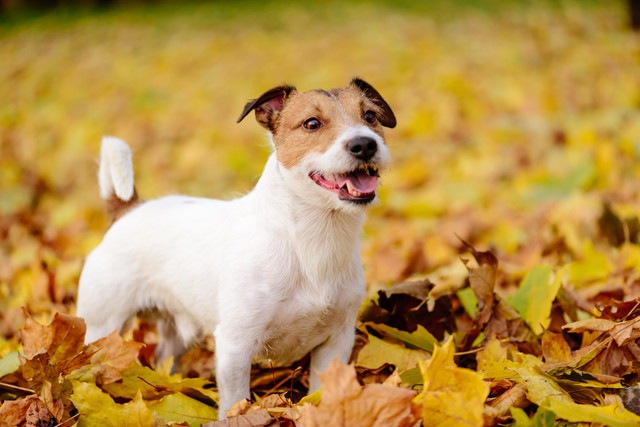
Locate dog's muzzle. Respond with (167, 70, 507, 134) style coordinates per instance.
(347, 136, 378, 162)
(309, 163, 379, 204)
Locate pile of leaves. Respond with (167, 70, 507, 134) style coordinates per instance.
(2, 0, 640, 425)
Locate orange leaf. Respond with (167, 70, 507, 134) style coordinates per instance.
(304, 360, 420, 427)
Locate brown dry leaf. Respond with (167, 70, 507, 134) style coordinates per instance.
(20, 311, 86, 366)
(68, 331, 143, 385)
(25, 397, 57, 427)
(541, 331, 573, 365)
(360, 280, 455, 339)
(562, 318, 617, 334)
(203, 409, 275, 427)
(484, 383, 527, 425)
(0, 395, 38, 427)
(304, 359, 420, 427)
(461, 241, 498, 328)
(610, 318, 640, 346)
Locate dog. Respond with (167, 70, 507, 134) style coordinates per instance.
(76, 78, 396, 416)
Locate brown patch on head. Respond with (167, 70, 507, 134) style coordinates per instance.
(273, 84, 392, 169)
(237, 79, 395, 169)
(106, 188, 142, 224)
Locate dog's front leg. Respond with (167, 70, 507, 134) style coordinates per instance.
(308, 321, 356, 392)
(214, 327, 254, 419)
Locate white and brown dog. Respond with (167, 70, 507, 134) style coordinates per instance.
(76, 78, 396, 416)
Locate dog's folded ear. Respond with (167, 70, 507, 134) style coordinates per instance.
(350, 78, 396, 128)
(237, 85, 297, 131)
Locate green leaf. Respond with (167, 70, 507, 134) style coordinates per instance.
(508, 265, 560, 335)
(367, 323, 438, 352)
(399, 366, 423, 388)
(510, 407, 555, 427)
(147, 392, 217, 426)
(0, 351, 20, 378)
(456, 287, 478, 318)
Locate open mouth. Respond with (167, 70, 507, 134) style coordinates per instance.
(309, 164, 379, 204)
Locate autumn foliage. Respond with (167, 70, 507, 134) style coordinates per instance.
(2, 0, 640, 426)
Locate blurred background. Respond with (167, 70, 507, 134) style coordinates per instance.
(1, 0, 639, 343)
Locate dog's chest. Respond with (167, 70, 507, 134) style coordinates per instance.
(255, 277, 357, 366)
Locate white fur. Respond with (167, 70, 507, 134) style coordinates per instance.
(98, 136, 135, 201)
(77, 125, 389, 417)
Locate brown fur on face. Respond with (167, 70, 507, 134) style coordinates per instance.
(237, 78, 396, 169)
(273, 88, 387, 168)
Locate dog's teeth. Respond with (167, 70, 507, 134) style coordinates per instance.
(346, 181, 354, 194)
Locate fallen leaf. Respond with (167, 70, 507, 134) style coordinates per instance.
(419, 337, 489, 427)
(562, 318, 616, 333)
(516, 366, 640, 427)
(70, 382, 154, 427)
(304, 359, 420, 427)
(148, 392, 218, 426)
(509, 406, 555, 427)
(21, 311, 86, 367)
(461, 241, 498, 328)
(365, 323, 438, 352)
(361, 280, 455, 339)
(508, 265, 561, 335)
(0, 395, 38, 427)
(25, 397, 57, 427)
(204, 409, 274, 427)
(356, 333, 429, 373)
(67, 331, 143, 385)
(0, 351, 20, 378)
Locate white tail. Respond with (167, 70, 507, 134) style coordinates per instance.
(99, 136, 135, 202)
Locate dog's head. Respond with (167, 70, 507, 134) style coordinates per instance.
(237, 78, 396, 212)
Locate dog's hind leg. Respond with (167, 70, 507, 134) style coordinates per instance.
(77, 251, 138, 344)
(155, 313, 199, 367)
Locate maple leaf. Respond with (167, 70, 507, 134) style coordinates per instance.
(418, 337, 489, 427)
(70, 381, 154, 427)
(67, 331, 143, 385)
(20, 311, 89, 374)
(303, 359, 421, 427)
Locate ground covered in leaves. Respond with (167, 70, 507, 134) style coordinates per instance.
(2, 0, 640, 425)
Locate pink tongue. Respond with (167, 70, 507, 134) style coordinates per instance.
(336, 172, 378, 193)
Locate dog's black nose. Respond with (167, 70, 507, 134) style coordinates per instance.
(347, 137, 377, 161)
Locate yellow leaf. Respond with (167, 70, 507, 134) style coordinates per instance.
(71, 382, 154, 427)
(565, 241, 613, 287)
(356, 333, 429, 373)
(516, 366, 640, 427)
(147, 392, 217, 426)
(419, 337, 489, 427)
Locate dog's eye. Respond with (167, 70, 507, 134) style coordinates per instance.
(302, 118, 322, 131)
(364, 110, 377, 125)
